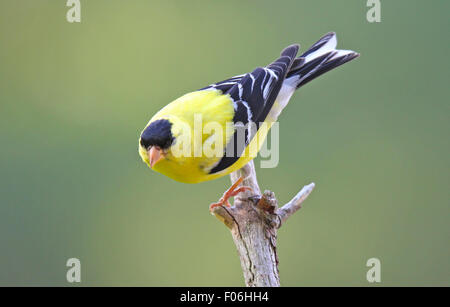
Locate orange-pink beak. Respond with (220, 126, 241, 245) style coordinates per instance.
(148, 146, 164, 168)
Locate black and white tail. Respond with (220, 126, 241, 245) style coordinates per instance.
(199, 32, 358, 174)
(285, 32, 359, 89)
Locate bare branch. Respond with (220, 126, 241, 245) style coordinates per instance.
(276, 182, 315, 227)
(210, 160, 315, 286)
(211, 205, 235, 229)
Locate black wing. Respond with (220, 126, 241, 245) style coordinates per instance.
(208, 45, 299, 174)
(199, 74, 245, 93)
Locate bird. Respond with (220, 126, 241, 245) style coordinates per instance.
(138, 32, 358, 209)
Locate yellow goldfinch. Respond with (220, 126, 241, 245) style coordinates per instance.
(139, 32, 358, 186)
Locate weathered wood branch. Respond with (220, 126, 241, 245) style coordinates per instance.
(211, 160, 315, 287)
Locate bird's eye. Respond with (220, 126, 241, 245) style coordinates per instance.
(164, 138, 174, 149)
(140, 138, 152, 150)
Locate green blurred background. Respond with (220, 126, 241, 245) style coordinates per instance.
(0, 0, 448, 286)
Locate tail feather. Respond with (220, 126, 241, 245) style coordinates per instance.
(286, 32, 359, 89)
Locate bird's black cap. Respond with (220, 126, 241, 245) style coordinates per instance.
(140, 119, 174, 149)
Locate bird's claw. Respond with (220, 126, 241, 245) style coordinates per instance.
(209, 176, 253, 211)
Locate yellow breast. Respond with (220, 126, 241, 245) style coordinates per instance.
(142, 90, 235, 183)
(140, 90, 277, 183)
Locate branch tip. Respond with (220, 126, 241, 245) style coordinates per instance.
(211, 206, 235, 229)
(276, 182, 316, 227)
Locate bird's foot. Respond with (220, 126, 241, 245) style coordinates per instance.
(209, 176, 253, 211)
